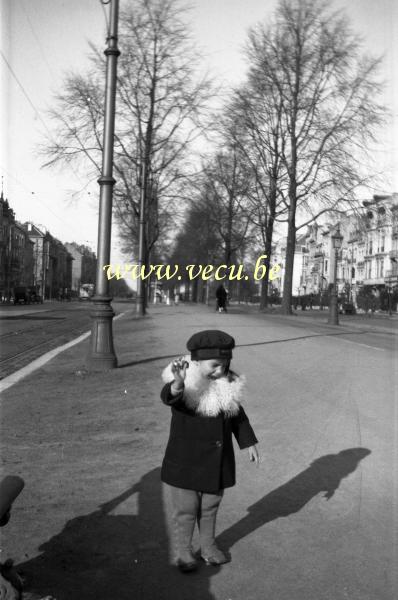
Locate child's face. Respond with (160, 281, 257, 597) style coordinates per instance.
(197, 358, 229, 380)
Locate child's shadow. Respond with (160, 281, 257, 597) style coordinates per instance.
(16, 467, 220, 600)
(218, 447, 371, 551)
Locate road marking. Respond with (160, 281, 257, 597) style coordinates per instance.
(336, 337, 385, 352)
(0, 308, 52, 318)
(0, 312, 125, 394)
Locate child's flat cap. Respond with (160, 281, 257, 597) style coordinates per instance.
(187, 330, 235, 360)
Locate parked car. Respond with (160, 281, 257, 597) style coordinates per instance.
(13, 286, 30, 305)
(13, 286, 43, 305)
(341, 302, 356, 315)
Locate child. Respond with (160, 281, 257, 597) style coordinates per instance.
(160, 329, 259, 573)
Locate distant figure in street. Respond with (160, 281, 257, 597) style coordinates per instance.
(215, 284, 228, 312)
(160, 330, 259, 573)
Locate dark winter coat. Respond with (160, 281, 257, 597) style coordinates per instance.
(160, 382, 258, 494)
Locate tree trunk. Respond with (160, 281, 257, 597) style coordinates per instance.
(281, 207, 296, 314)
(192, 278, 199, 302)
(259, 176, 276, 311)
(259, 218, 274, 310)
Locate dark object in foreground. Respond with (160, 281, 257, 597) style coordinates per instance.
(0, 476, 25, 599)
(0, 476, 24, 525)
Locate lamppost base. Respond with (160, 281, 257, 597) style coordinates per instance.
(136, 297, 145, 316)
(328, 296, 339, 326)
(87, 296, 117, 370)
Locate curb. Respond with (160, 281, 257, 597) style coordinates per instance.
(0, 312, 125, 394)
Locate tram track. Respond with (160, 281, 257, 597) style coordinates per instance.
(0, 322, 90, 366)
(0, 318, 66, 340)
(0, 302, 131, 380)
(0, 308, 94, 380)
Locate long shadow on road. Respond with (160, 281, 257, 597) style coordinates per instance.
(18, 468, 220, 600)
(217, 448, 371, 551)
(18, 450, 370, 599)
(118, 330, 379, 369)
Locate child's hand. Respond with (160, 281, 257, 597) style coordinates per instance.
(171, 357, 189, 391)
(248, 445, 260, 467)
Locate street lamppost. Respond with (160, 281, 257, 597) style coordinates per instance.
(136, 161, 147, 317)
(328, 224, 343, 325)
(87, 0, 120, 370)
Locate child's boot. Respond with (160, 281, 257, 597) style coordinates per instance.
(174, 512, 198, 572)
(171, 487, 200, 573)
(199, 493, 229, 565)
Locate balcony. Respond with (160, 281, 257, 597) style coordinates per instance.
(348, 230, 361, 243)
(390, 250, 398, 260)
(364, 277, 385, 285)
(385, 269, 398, 281)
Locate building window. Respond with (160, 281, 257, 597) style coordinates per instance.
(380, 259, 384, 278)
(368, 239, 373, 255)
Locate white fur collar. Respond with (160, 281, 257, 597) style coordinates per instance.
(161, 356, 245, 417)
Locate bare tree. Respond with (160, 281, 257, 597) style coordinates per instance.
(167, 194, 220, 301)
(42, 0, 211, 264)
(201, 149, 253, 267)
(246, 0, 386, 313)
(167, 150, 254, 302)
(223, 82, 288, 308)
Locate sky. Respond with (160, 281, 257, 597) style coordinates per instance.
(1, 0, 397, 264)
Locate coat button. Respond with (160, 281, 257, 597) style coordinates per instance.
(215, 441, 222, 447)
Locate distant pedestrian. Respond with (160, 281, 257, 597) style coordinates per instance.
(160, 330, 259, 573)
(215, 284, 228, 312)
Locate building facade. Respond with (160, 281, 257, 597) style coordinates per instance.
(0, 193, 34, 299)
(65, 242, 96, 294)
(25, 223, 73, 299)
(273, 233, 310, 298)
(275, 193, 398, 310)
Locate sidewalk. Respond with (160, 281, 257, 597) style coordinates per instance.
(1, 303, 395, 600)
(1, 304, 240, 600)
(227, 301, 398, 332)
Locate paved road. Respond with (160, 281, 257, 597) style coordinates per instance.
(0, 300, 133, 380)
(217, 303, 398, 352)
(1, 302, 396, 600)
(249, 312, 397, 353)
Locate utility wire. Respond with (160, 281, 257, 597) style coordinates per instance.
(0, 164, 93, 241)
(0, 49, 54, 140)
(0, 47, 89, 188)
(20, 0, 56, 81)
